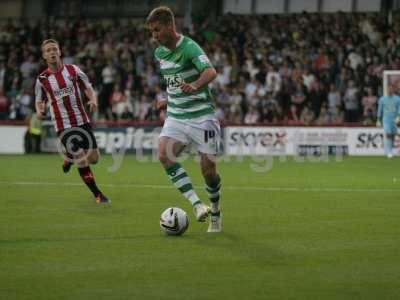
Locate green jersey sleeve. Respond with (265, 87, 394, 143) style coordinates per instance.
(186, 40, 213, 72)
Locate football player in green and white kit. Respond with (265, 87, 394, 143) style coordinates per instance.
(147, 6, 222, 232)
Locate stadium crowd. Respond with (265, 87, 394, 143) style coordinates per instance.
(0, 11, 399, 125)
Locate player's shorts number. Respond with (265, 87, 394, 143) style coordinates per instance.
(204, 130, 215, 143)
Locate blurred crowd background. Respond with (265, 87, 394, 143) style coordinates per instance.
(0, 11, 399, 125)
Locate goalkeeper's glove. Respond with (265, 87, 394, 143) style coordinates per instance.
(376, 120, 382, 127)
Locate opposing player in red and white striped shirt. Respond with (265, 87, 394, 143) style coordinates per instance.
(35, 39, 109, 203)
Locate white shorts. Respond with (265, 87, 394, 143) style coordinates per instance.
(160, 117, 221, 155)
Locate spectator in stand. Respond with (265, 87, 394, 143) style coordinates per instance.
(7, 78, 20, 120)
(138, 94, 151, 121)
(343, 80, 360, 122)
(291, 81, 306, 109)
(287, 104, 299, 124)
(215, 65, 231, 87)
(255, 80, 267, 98)
(215, 105, 226, 123)
(279, 60, 292, 81)
(0, 60, 7, 91)
(302, 68, 316, 92)
(228, 103, 243, 124)
(20, 54, 38, 79)
(62, 47, 75, 65)
(216, 85, 231, 108)
(0, 12, 399, 124)
(85, 36, 100, 59)
(315, 104, 330, 125)
(348, 49, 364, 71)
(119, 88, 134, 120)
(327, 83, 342, 119)
(100, 60, 117, 117)
(309, 81, 326, 120)
(130, 90, 141, 120)
(244, 77, 258, 101)
(244, 105, 260, 124)
(246, 88, 260, 108)
(266, 75, 281, 96)
(19, 87, 33, 120)
(0, 88, 8, 119)
(362, 86, 378, 118)
(335, 67, 350, 94)
(332, 107, 345, 125)
(260, 92, 279, 123)
(227, 87, 243, 123)
(300, 103, 314, 125)
(108, 84, 125, 120)
(25, 112, 42, 153)
(230, 87, 243, 109)
(265, 65, 281, 96)
(315, 48, 329, 70)
(146, 65, 160, 88)
(363, 107, 376, 125)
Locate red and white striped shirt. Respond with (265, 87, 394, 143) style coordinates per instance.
(35, 64, 91, 132)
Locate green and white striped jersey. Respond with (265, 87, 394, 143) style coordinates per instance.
(154, 35, 215, 120)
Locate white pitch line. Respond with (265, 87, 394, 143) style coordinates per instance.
(0, 181, 399, 193)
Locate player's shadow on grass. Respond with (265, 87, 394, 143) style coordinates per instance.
(187, 231, 292, 266)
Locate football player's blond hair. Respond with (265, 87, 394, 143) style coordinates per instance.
(41, 39, 60, 52)
(146, 6, 175, 26)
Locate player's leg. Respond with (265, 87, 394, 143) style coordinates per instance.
(62, 152, 74, 173)
(159, 136, 209, 221)
(383, 121, 396, 157)
(87, 148, 100, 165)
(159, 119, 209, 222)
(200, 153, 222, 232)
(386, 133, 395, 158)
(62, 125, 109, 203)
(62, 129, 99, 172)
(81, 125, 108, 203)
(59, 128, 75, 173)
(74, 154, 108, 203)
(192, 119, 222, 232)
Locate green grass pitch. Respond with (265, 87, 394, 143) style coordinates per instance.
(1, 154, 400, 299)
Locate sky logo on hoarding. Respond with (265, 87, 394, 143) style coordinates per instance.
(356, 133, 384, 148)
(229, 131, 287, 148)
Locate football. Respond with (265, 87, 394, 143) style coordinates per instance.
(160, 207, 189, 236)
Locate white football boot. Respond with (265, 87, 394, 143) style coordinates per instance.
(193, 202, 210, 222)
(207, 211, 222, 233)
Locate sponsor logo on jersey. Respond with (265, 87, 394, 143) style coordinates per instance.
(53, 86, 75, 99)
(198, 55, 210, 64)
(159, 59, 182, 69)
(164, 74, 184, 89)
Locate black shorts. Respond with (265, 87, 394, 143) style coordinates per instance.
(58, 124, 97, 155)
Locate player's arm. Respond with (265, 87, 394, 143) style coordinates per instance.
(180, 41, 216, 93)
(376, 98, 383, 126)
(84, 86, 98, 112)
(34, 78, 46, 118)
(181, 67, 217, 93)
(75, 65, 98, 112)
(396, 98, 400, 124)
